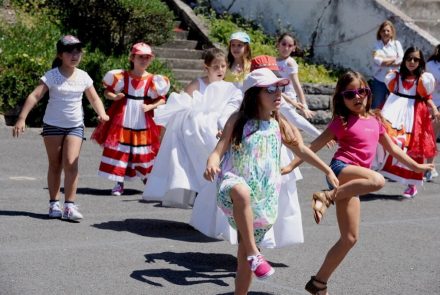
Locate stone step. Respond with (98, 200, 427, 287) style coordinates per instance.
(159, 57, 205, 70)
(173, 68, 204, 80)
(174, 30, 189, 40)
(153, 47, 203, 59)
(162, 39, 199, 49)
(177, 80, 192, 87)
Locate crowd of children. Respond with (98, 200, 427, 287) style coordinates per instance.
(11, 23, 440, 294)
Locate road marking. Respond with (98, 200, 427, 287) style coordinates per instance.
(9, 176, 36, 181)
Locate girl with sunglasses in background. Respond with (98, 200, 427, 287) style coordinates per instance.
(377, 47, 440, 198)
(204, 68, 339, 294)
(282, 70, 433, 295)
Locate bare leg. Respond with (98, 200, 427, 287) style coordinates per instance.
(310, 166, 379, 294)
(314, 196, 360, 290)
(235, 237, 253, 295)
(62, 135, 83, 202)
(44, 136, 64, 201)
(314, 166, 384, 222)
(230, 184, 260, 256)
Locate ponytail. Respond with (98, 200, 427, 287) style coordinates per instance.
(51, 57, 62, 69)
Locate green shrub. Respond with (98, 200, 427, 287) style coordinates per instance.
(44, 0, 175, 55)
(0, 7, 177, 126)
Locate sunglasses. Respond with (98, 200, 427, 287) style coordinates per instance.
(406, 56, 420, 63)
(264, 85, 286, 94)
(340, 87, 371, 100)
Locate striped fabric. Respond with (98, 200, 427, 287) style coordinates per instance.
(98, 127, 158, 182)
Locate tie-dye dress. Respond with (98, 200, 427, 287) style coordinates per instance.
(217, 119, 282, 244)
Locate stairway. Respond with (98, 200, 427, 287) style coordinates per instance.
(153, 22, 206, 88)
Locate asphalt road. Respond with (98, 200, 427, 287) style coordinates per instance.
(0, 126, 439, 295)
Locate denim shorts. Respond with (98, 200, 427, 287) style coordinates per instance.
(41, 123, 85, 139)
(326, 159, 348, 189)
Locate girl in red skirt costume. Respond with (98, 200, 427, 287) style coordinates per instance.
(92, 42, 170, 195)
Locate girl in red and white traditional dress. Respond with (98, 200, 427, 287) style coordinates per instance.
(377, 46, 440, 197)
(91, 42, 170, 195)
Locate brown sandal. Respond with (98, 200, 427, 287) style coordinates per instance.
(312, 189, 335, 224)
(305, 276, 327, 294)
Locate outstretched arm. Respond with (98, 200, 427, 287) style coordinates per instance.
(379, 133, 434, 172)
(282, 126, 335, 174)
(283, 124, 338, 188)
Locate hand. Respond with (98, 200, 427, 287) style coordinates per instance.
(326, 171, 339, 189)
(415, 163, 434, 173)
(281, 163, 295, 175)
(98, 114, 110, 122)
(216, 130, 223, 139)
(292, 101, 305, 110)
(300, 108, 315, 119)
(12, 118, 26, 138)
(326, 139, 337, 149)
(142, 104, 154, 113)
(114, 93, 125, 101)
(433, 110, 440, 122)
(204, 164, 221, 182)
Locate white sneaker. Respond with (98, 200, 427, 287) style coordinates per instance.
(62, 204, 83, 221)
(48, 202, 62, 218)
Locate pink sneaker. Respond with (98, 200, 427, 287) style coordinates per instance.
(247, 254, 274, 280)
(402, 185, 417, 198)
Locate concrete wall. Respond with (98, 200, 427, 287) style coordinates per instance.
(210, 0, 439, 77)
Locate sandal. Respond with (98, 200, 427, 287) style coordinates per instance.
(312, 189, 335, 224)
(305, 276, 327, 294)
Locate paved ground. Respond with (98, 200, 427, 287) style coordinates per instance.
(0, 126, 439, 295)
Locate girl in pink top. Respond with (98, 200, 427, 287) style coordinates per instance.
(283, 70, 433, 295)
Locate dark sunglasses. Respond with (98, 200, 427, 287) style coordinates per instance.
(340, 87, 371, 100)
(406, 56, 420, 63)
(264, 85, 286, 94)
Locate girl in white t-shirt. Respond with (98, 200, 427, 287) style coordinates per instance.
(425, 44, 440, 181)
(276, 32, 321, 138)
(12, 35, 109, 221)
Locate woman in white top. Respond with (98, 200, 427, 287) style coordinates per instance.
(12, 35, 109, 221)
(371, 20, 403, 109)
(425, 44, 440, 181)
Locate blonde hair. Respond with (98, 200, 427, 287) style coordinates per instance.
(376, 20, 396, 41)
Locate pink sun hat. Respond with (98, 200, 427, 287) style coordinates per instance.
(131, 42, 154, 56)
(242, 68, 289, 92)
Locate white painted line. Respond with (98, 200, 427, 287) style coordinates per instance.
(9, 176, 37, 181)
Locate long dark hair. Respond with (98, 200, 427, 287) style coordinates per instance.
(230, 86, 297, 148)
(277, 32, 304, 57)
(400, 46, 425, 80)
(427, 44, 440, 62)
(332, 70, 378, 124)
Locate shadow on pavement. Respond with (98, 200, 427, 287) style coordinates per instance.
(131, 251, 236, 287)
(0, 210, 48, 219)
(92, 218, 219, 243)
(61, 187, 143, 196)
(360, 193, 406, 202)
